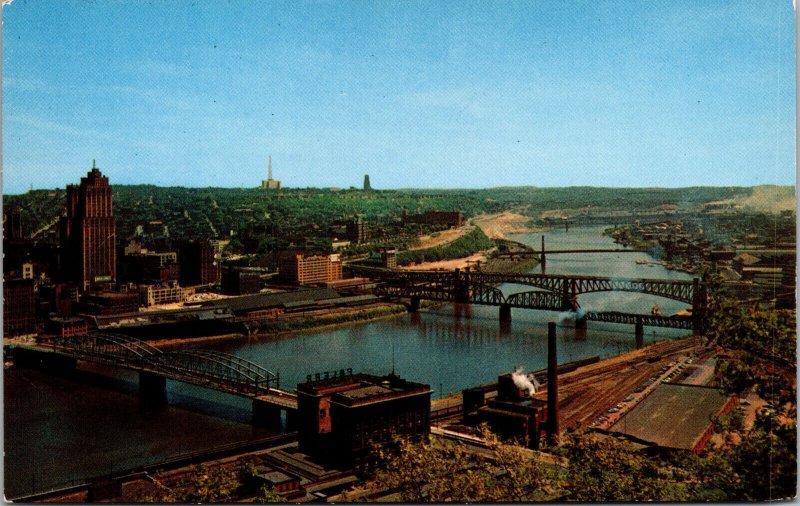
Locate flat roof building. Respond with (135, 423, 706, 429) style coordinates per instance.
(278, 251, 342, 285)
(607, 383, 735, 454)
(297, 371, 431, 476)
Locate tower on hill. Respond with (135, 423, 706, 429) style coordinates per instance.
(363, 174, 372, 191)
(261, 156, 281, 190)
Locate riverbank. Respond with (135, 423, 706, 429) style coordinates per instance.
(474, 211, 543, 240)
(144, 303, 411, 349)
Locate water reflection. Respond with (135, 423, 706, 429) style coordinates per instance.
(5, 225, 696, 497)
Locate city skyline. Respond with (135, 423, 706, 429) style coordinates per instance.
(2, 0, 796, 194)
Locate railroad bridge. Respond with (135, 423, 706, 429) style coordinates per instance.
(346, 265, 706, 341)
(12, 333, 297, 430)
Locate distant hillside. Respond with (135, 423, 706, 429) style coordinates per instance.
(3, 185, 786, 243)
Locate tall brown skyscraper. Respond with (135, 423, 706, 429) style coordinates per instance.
(61, 163, 116, 291)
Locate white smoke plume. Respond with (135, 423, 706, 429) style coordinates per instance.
(511, 366, 539, 396)
(558, 307, 586, 323)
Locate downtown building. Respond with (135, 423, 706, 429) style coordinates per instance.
(277, 251, 343, 285)
(60, 165, 117, 292)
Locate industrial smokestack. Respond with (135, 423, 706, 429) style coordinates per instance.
(547, 321, 559, 444)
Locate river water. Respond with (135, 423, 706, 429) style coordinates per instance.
(3, 226, 695, 497)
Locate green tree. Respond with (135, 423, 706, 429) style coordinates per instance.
(371, 426, 556, 502)
(136, 463, 240, 503)
(253, 484, 282, 503)
(563, 431, 689, 502)
(728, 413, 797, 500)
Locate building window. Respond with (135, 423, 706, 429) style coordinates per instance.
(319, 409, 326, 417)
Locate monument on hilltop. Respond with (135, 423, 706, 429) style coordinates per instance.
(261, 156, 282, 190)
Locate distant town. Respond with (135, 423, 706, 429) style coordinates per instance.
(2, 160, 795, 502)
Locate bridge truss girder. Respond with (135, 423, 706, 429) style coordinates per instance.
(149, 350, 279, 395)
(49, 333, 280, 397)
(584, 311, 694, 329)
(51, 332, 161, 367)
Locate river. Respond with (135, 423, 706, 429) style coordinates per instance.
(3, 225, 695, 498)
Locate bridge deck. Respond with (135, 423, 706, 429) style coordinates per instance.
(254, 392, 298, 409)
(15, 337, 294, 406)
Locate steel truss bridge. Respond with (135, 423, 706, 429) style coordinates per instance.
(346, 265, 705, 331)
(47, 332, 291, 400)
(493, 248, 647, 258)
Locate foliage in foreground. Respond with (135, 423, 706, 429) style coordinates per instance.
(371, 426, 557, 502)
(367, 420, 797, 502)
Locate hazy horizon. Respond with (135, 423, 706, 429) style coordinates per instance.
(4, 180, 795, 197)
(3, 1, 796, 194)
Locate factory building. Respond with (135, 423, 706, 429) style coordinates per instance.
(297, 371, 431, 476)
(464, 373, 549, 449)
(463, 322, 561, 449)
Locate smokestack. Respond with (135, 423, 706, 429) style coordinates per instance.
(547, 321, 559, 444)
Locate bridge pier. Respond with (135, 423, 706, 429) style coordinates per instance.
(540, 235, 547, 272)
(253, 399, 283, 430)
(409, 297, 420, 313)
(139, 372, 167, 405)
(454, 302, 472, 319)
(285, 408, 298, 431)
(499, 304, 512, 322)
(575, 316, 587, 340)
(635, 317, 644, 349)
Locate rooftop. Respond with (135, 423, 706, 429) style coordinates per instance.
(200, 287, 339, 313)
(607, 383, 731, 451)
(298, 372, 431, 406)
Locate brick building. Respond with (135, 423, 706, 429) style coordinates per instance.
(297, 371, 431, 476)
(3, 278, 36, 336)
(346, 216, 369, 244)
(178, 240, 221, 286)
(120, 250, 179, 284)
(60, 164, 116, 291)
(79, 292, 140, 315)
(278, 252, 343, 285)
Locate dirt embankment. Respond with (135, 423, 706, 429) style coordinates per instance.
(408, 225, 474, 250)
(474, 211, 541, 240)
(401, 212, 541, 271)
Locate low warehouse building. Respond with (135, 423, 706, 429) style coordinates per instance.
(606, 383, 735, 454)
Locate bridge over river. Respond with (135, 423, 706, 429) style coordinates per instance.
(345, 265, 706, 345)
(11, 332, 297, 429)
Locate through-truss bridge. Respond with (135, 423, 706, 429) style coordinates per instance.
(584, 311, 694, 329)
(346, 264, 706, 332)
(48, 332, 286, 398)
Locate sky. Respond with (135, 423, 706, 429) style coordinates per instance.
(2, 0, 796, 193)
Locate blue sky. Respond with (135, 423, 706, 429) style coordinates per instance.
(2, 0, 796, 193)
